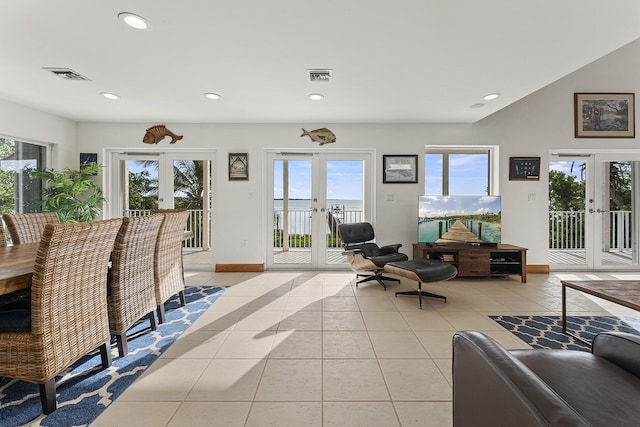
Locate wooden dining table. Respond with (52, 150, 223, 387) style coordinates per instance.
(0, 243, 39, 296)
(0, 228, 193, 297)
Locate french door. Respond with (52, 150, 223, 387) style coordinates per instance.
(266, 150, 373, 269)
(108, 150, 214, 269)
(549, 152, 640, 270)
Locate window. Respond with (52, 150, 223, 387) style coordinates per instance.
(0, 137, 47, 214)
(424, 147, 497, 195)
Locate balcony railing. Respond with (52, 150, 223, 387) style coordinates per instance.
(124, 209, 209, 249)
(273, 209, 363, 249)
(549, 210, 632, 250)
(121, 209, 630, 253)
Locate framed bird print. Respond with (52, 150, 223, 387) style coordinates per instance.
(229, 153, 248, 180)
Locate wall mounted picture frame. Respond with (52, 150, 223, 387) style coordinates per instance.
(509, 157, 540, 181)
(574, 93, 635, 138)
(383, 154, 418, 183)
(79, 152, 98, 174)
(229, 153, 248, 180)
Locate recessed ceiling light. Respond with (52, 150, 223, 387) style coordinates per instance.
(101, 92, 120, 100)
(469, 103, 485, 109)
(204, 92, 221, 100)
(309, 93, 324, 101)
(118, 12, 150, 30)
(483, 93, 500, 101)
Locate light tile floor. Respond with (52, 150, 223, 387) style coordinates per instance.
(92, 270, 640, 427)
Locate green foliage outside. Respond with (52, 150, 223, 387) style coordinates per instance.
(549, 162, 632, 248)
(0, 139, 14, 214)
(30, 163, 106, 222)
(127, 160, 204, 211)
(128, 170, 158, 210)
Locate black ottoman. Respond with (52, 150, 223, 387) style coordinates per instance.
(384, 258, 458, 308)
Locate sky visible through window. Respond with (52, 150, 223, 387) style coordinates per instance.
(425, 153, 489, 195)
(549, 161, 585, 181)
(273, 160, 364, 200)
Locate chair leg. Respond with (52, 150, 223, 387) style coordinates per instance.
(148, 310, 158, 330)
(178, 290, 186, 306)
(395, 282, 447, 309)
(157, 304, 166, 324)
(39, 379, 57, 414)
(115, 334, 128, 358)
(356, 272, 401, 291)
(100, 341, 113, 369)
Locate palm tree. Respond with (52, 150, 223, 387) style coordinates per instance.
(128, 160, 205, 210)
(173, 160, 204, 209)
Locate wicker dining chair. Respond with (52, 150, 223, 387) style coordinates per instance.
(0, 218, 122, 414)
(0, 218, 6, 248)
(108, 214, 163, 357)
(2, 212, 60, 244)
(154, 210, 190, 323)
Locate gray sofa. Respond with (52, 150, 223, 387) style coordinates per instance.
(452, 331, 640, 427)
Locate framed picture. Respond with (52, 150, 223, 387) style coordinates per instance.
(509, 157, 540, 181)
(383, 154, 418, 183)
(229, 153, 248, 180)
(79, 153, 98, 174)
(574, 93, 635, 138)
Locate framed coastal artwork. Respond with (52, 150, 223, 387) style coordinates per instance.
(229, 153, 248, 180)
(383, 154, 418, 183)
(574, 93, 635, 138)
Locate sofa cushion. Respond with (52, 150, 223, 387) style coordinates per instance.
(513, 349, 640, 426)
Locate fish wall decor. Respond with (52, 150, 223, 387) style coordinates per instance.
(301, 128, 336, 145)
(142, 125, 183, 144)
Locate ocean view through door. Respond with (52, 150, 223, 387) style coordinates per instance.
(266, 151, 373, 269)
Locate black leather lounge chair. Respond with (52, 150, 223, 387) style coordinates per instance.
(338, 222, 408, 289)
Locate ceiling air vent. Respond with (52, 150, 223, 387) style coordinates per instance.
(42, 67, 90, 81)
(307, 69, 332, 83)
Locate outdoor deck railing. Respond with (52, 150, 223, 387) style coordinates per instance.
(121, 209, 631, 252)
(549, 210, 632, 251)
(273, 209, 363, 249)
(124, 209, 208, 249)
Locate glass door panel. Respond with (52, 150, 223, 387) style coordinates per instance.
(549, 153, 640, 270)
(325, 159, 364, 265)
(114, 151, 214, 269)
(272, 158, 314, 267)
(594, 157, 639, 268)
(124, 158, 159, 214)
(267, 151, 372, 269)
(548, 158, 589, 269)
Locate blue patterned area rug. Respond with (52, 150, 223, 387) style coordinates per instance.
(0, 285, 225, 427)
(490, 315, 640, 351)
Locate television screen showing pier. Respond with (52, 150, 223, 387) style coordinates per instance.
(418, 195, 501, 244)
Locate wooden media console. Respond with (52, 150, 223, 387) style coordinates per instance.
(413, 243, 527, 283)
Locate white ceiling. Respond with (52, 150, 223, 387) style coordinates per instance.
(2, 1, 640, 124)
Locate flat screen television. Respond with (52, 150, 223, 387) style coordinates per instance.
(418, 195, 501, 245)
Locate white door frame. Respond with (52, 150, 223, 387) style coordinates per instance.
(550, 149, 640, 270)
(104, 147, 216, 268)
(264, 148, 375, 270)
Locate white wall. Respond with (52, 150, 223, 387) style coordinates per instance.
(0, 98, 76, 169)
(76, 122, 477, 266)
(6, 37, 640, 268)
(474, 38, 640, 265)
